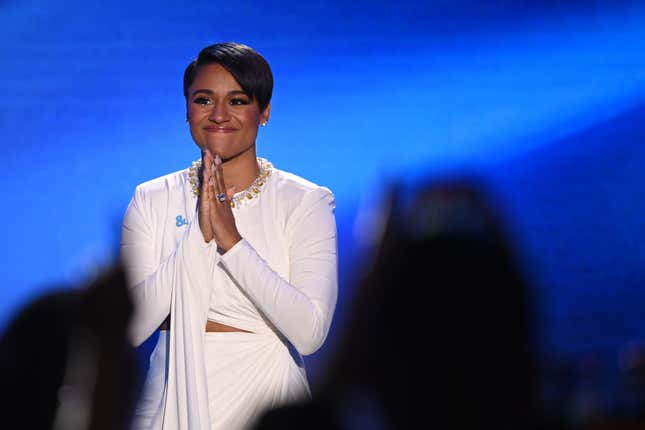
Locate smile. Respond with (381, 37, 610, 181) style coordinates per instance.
(204, 127, 236, 133)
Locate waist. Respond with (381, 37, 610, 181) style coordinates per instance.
(159, 316, 252, 333)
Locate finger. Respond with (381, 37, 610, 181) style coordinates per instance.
(203, 148, 214, 164)
(201, 150, 213, 193)
(202, 167, 210, 202)
(202, 149, 213, 177)
(202, 165, 210, 196)
(209, 175, 221, 206)
(208, 159, 220, 198)
(198, 156, 214, 241)
(226, 186, 237, 199)
(213, 155, 228, 201)
(211, 156, 222, 198)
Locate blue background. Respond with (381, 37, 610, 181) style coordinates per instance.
(2, 0, 645, 401)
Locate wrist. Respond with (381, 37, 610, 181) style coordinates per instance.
(219, 234, 242, 253)
(199, 222, 214, 243)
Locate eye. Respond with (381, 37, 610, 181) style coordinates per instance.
(230, 98, 250, 106)
(193, 97, 212, 106)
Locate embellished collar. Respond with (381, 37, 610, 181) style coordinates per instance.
(188, 158, 273, 208)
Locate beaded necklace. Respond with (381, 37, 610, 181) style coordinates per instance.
(188, 158, 273, 208)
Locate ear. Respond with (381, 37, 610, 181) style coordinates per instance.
(260, 103, 271, 125)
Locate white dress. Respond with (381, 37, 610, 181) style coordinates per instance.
(120, 159, 338, 430)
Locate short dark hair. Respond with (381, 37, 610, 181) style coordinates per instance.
(183, 42, 273, 113)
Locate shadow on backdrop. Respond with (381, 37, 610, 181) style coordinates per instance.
(0, 263, 140, 430)
(254, 176, 568, 429)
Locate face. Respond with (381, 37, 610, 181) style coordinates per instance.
(186, 63, 270, 162)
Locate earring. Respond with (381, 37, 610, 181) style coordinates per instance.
(261, 121, 267, 127)
(185, 118, 189, 124)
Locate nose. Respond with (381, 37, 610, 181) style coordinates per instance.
(208, 101, 230, 123)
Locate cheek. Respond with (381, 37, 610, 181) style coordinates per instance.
(188, 123, 205, 148)
(187, 106, 208, 144)
(241, 111, 262, 129)
(187, 104, 205, 120)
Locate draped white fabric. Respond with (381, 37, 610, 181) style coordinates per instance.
(121, 163, 337, 430)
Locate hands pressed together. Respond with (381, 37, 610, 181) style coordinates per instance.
(198, 149, 242, 252)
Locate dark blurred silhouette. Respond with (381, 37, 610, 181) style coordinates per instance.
(254, 177, 568, 429)
(0, 263, 140, 430)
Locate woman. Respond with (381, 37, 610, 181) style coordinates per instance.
(120, 42, 338, 430)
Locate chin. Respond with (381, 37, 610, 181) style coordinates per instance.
(197, 139, 255, 162)
(202, 141, 228, 156)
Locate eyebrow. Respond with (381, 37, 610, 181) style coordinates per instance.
(191, 89, 248, 97)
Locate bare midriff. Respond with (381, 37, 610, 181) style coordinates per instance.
(158, 315, 251, 332)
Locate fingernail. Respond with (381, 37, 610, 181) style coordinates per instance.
(215, 154, 222, 165)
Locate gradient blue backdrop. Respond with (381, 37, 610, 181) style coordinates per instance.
(2, 0, 645, 391)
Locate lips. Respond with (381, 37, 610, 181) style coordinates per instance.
(204, 126, 236, 133)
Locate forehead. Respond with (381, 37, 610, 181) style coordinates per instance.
(189, 63, 242, 92)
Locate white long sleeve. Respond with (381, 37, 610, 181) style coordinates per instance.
(120, 186, 217, 346)
(219, 187, 338, 356)
(121, 180, 217, 429)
